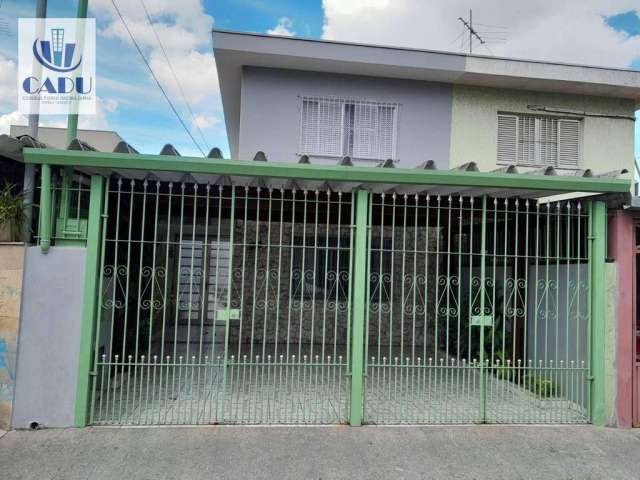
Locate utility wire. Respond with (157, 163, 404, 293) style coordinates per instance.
(138, 0, 211, 153)
(110, 0, 206, 156)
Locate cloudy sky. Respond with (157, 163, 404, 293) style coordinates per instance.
(0, 0, 638, 158)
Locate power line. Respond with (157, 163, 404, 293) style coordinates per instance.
(110, 0, 206, 156)
(138, 0, 210, 153)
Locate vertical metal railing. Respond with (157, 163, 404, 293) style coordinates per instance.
(89, 179, 354, 425)
(363, 194, 591, 424)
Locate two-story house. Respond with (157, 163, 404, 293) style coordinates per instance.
(212, 30, 640, 427)
(213, 30, 637, 176)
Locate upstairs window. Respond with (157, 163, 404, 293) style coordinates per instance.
(299, 96, 399, 161)
(497, 113, 581, 168)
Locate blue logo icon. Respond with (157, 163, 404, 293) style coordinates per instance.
(32, 27, 82, 72)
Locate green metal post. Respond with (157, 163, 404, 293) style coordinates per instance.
(65, 0, 88, 146)
(350, 189, 369, 426)
(479, 195, 487, 422)
(39, 164, 52, 253)
(589, 201, 606, 426)
(74, 174, 105, 426)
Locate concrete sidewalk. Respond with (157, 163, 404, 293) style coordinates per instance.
(1, 425, 639, 480)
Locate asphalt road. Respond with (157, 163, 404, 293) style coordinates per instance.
(1, 425, 640, 479)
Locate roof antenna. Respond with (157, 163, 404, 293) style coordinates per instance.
(458, 9, 485, 54)
(457, 10, 507, 55)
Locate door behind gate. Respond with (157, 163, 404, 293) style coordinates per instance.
(363, 193, 591, 424)
(90, 179, 354, 425)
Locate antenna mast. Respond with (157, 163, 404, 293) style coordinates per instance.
(458, 9, 485, 54)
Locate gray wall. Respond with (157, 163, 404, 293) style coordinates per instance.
(239, 67, 453, 168)
(12, 247, 86, 428)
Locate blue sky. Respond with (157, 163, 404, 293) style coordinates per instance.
(0, 1, 638, 160)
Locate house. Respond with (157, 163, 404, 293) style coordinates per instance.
(213, 29, 637, 178)
(1, 31, 639, 431)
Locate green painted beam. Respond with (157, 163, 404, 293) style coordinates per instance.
(74, 174, 105, 427)
(23, 149, 630, 194)
(589, 201, 607, 426)
(350, 189, 369, 426)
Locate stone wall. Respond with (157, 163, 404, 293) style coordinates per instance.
(228, 219, 440, 358)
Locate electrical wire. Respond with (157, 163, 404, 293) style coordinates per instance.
(110, 0, 206, 156)
(138, 0, 211, 153)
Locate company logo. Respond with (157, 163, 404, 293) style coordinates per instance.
(18, 18, 96, 115)
(32, 28, 83, 73)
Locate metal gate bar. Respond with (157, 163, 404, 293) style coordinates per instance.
(90, 180, 353, 425)
(363, 193, 590, 424)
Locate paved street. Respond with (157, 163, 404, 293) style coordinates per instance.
(1, 425, 640, 479)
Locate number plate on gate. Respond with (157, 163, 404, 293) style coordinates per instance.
(217, 309, 240, 321)
(471, 315, 494, 327)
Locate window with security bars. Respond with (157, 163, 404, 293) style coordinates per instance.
(299, 96, 398, 160)
(497, 113, 581, 168)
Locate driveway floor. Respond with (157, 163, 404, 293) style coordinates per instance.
(1, 425, 639, 480)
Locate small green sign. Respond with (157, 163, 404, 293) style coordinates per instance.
(470, 315, 494, 327)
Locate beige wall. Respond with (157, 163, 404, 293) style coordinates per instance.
(0, 243, 25, 430)
(449, 85, 636, 176)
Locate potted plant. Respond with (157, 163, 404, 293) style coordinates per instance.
(0, 182, 26, 242)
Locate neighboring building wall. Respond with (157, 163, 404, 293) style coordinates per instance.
(604, 262, 619, 426)
(12, 247, 86, 428)
(239, 67, 453, 168)
(608, 211, 635, 427)
(0, 243, 25, 430)
(449, 85, 636, 174)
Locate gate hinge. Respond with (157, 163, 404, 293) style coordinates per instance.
(89, 370, 98, 376)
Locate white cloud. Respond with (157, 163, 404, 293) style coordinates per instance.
(0, 111, 26, 135)
(267, 17, 296, 37)
(89, 0, 222, 140)
(191, 114, 218, 129)
(322, 1, 640, 68)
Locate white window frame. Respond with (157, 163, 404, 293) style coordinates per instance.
(497, 112, 582, 169)
(298, 96, 399, 161)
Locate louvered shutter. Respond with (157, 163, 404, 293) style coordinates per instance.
(300, 98, 342, 156)
(300, 99, 318, 155)
(317, 98, 342, 156)
(538, 117, 558, 166)
(377, 105, 396, 160)
(497, 114, 517, 164)
(352, 103, 379, 159)
(557, 119, 581, 168)
(517, 116, 536, 165)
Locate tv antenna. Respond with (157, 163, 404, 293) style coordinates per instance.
(456, 10, 507, 55)
(458, 9, 484, 54)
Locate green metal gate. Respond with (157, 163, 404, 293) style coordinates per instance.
(362, 193, 591, 424)
(90, 179, 353, 425)
(88, 178, 592, 425)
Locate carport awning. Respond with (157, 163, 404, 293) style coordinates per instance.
(20, 147, 631, 199)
